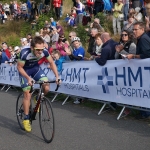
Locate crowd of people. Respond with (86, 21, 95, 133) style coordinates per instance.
(0, 0, 150, 118)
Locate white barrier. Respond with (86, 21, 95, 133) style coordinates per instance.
(0, 59, 150, 112)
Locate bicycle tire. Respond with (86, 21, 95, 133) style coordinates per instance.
(16, 93, 34, 130)
(39, 97, 55, 143)
(16, 93, 25, 130)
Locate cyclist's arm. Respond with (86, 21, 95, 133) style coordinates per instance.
(46, 56, 59, 80)
(17, 60, 32, 83)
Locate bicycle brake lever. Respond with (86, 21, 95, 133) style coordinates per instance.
(55, 79, 60, 91)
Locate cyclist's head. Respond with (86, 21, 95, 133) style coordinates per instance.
(31, 36, 45, 48)
(31, 36, 45, 58)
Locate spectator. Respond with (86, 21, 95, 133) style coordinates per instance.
(50, 17, 56, 28)
(42, 27, 51, 45)
(56, 21, 64, 36)
(127, 22, 150, 59)
(87, 28, 98, 55)
(86, 0, 94, 15)
(91, 18, 104, 32)
(44, 20, 50, 28)
(53, 50, 65, 74)
(145, 3, 150, 37)
(6, 48, 16, 65)
(0, 49, 9, 64)
(51, 27, 59, 45)
(122, 14, 135, 33)
(112, 0, 124, 35)
(54, 34, 69, 57)
(66, 31, 80, 52)
(3, 3, 10, 17)
(95, 32, 118, 66)
(84, 33, 103, 60)
(53, 0, 62, 20)
(65, 37, 85, 61)
(134, 7, 143, 22)
(130, 0, 141, 9)
(67, 14, 75, 27)
(65, 37, 85, 104)
(126, 24, 150, 120)
(128, 8, 135, 15)
(70, 7, 77, 18)
(9, 1, 14, 20)
(14, 46, 21, 59)
(93, 0, 104, 16)
(123, 0, 129, 23)
(74, 0, 84, 27)
(21, 38, 30, 49)
(115, 30, 136, 59)
(27, 33, 32, 43)
(1, 42, 11, 59)
(27, 0, 32, 18)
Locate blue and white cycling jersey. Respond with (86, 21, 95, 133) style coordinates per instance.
(19, 46, 50, 69)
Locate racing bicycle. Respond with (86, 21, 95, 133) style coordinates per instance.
(16, 80, 59, 143)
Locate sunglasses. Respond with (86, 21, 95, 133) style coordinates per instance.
(121, 34, 128, 37)
(34, 48, 44, 52)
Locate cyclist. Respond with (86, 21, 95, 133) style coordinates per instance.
(17, 36, 60, 132)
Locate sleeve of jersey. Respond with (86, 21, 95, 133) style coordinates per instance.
(43, 49, 50, 59)
(18, 50, 26, 64)
(77, 47, 85, 58)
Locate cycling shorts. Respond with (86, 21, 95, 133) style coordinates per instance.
(19, 66, 48, 91)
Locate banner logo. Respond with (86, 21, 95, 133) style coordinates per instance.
(97, 68, 113, 93)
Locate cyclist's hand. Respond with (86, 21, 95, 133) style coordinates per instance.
(56, 78, 61, 85)
(28, 78, 33, 86)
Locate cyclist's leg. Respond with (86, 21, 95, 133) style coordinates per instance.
(33, 67, 49, 95)
(19, 75, 32, 132)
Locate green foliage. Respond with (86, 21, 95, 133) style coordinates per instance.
(34, 10, 55, 32)
(6, 36, 20, 47)
(95, 12, 107, 27)
(20, 22, 32, 37)
(75, 24, 88, 47)
(95, 12, 113, 33)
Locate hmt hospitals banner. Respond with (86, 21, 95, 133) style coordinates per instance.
(0, 59, 150, 108)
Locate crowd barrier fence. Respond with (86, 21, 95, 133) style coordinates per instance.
(1, 59, 150, 120)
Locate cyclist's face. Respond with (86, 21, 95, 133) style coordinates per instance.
(33, 43, 44, 58)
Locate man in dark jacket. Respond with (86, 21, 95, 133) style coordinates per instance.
(127, 21, 150, 119)
(95, 32, 118, 66)
(127, 22, 150, 59)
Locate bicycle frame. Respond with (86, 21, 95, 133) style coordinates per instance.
(29, 80, 60, 122)
(30, 84, 43, 121)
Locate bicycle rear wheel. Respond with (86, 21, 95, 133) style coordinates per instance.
(16, 93, 25, 130)
(16, 93, 33, 130)
(39, 97, 55, 143)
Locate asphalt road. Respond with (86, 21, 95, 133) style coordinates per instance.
(0, 90, 150, 150)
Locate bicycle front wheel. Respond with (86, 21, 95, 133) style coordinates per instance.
(39, 97, 55, 143)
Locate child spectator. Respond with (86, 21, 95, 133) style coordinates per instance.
(67, 14, 75, 26)
(53, 50, 65, 74)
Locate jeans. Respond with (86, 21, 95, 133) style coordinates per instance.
(113, 16, 121, 35)
(75, 13, 83, 25)
(123, 4, 129, 21)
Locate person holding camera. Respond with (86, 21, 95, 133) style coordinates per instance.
(53, 35, 69, 60)
(115, 30, 136, 59)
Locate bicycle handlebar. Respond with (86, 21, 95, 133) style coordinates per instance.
(29, 79, 60, 93)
